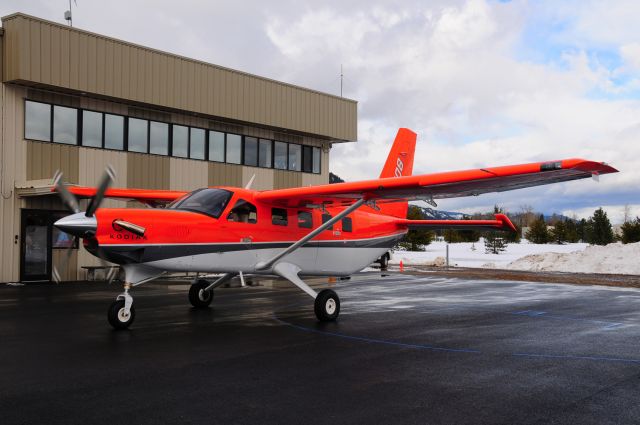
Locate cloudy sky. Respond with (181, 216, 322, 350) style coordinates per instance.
(2, 0, 639, 222)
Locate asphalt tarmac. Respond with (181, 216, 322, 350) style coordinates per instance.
(1, 274, 640, 425)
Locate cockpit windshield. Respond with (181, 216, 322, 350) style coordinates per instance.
(167, 188, 233, 218)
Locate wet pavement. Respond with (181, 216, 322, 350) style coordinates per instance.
(1, 274, 640, 424)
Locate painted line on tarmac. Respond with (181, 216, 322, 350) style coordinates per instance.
(272, 314, 480, 354)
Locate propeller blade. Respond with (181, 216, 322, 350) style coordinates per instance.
(86, 165, 116, 217)
(52, 236, 78, 284)
(53, 170, 81, 214)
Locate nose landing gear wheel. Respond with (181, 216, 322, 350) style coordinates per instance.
(189, 279, 214, 308)
(108, 300, 135, 330)
(314, 289, 340, 322)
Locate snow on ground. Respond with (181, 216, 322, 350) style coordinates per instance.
(389, 239, 588, 269)
(388, 239, 640, 275)
(507, 242, 640, 275)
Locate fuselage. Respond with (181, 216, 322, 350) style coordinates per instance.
(83, 187, 407, 276)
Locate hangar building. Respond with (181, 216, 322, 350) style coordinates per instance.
(0, 13, 358, 283)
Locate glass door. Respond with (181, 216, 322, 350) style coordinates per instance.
(20, 210, 52, 282)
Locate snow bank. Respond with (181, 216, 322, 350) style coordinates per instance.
(389, 240, 588, 269)
(506, 242, 640, 275)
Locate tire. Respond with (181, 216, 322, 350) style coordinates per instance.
(189, 279, 214, 308)
(314, 289, 340, 322)
(108, 300, 135, 330)
(379, 253, 389, 270)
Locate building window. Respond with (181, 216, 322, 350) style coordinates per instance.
(104, 114, 124, 150)
(227, 199, 258, 224)
(274, 141, 288, 170)
(312, 147, 321, 174)
(298, 211, 313, 229)
(149, 121, 169, 155)
(244, 137, 258, 167)
(128, 118, 148, 153)
(226, 134, 242, 164)
(322, 213, 333, 230)
(342, 217, 352, 232)
(53, 105, 77, 145)
(209, 131, 225, 162)
(259, 139, 272, 168)
(190, 128, 206, 160)
(288, 143, 301, 171)
(25, 101, 52, 142)
(272, 208, 288, 226)
(82, 110, 103, 148)
(172, 125, 189, 158)
(302, 145, 313, 173)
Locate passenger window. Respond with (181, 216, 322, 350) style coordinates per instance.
(322, 213, 333, 230)
(342, 217, 353, 232)
(272, 208, 288, 226)
(227, 199, 257, 224)
(298, 211, 312, 229)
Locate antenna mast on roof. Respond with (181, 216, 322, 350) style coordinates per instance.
(64, 0, 77, 27)
(340, 64, 343, 97)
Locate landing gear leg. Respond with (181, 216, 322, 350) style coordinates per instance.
(108, 282, 135, 330)
(273, 262, 341, 322)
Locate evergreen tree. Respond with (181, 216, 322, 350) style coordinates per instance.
(621, 217, 640, 244)
(585, 208, 614, 246)
(550, 220, 567, 244)
(484, 231, 508, 254)
(525, 215, 549, 244)
(399, 205, 434, 251)
(564, 219, 579, 243)
(576, 218, 587, 242)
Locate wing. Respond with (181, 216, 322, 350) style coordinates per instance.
(62, 186, 189, 207)
(396, 214, 517, 232)
(255, 158, 617, 207)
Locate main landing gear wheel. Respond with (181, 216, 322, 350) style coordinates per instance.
(314, 289, 340, 322)
(108, 300, 135, 330)
(189, 279, 214, 308)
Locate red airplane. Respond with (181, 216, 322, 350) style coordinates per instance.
(52, 128, 617, 329)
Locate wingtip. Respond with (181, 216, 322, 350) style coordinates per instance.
(495, 213, 517, 233)
(565, 159, 619, 175)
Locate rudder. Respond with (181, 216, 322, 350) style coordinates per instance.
(377, 128, 417, 218)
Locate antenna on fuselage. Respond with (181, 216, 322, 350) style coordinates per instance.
(244, 174, 256, 190)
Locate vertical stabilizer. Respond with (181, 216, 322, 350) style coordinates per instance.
(377, 128, 417, 218)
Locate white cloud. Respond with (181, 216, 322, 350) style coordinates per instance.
(1, 0, 638, 217)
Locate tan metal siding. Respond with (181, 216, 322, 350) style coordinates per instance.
(273, 170, 303, 190)
(208, 163, 242, 187)
(242, 167, 275, 191)
(26, 142, 79, 182)
(169, 158, 208, 191)
(1, 14, 357, 141)
(0, 85, 27, 282)
(126, 153, 170, 189)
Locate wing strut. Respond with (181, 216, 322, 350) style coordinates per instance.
(255, 198, 366, 271)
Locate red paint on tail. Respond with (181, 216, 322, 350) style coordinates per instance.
(377, 128, 417, 218)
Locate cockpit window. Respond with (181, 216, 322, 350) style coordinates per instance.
(167, 188, 233, 218)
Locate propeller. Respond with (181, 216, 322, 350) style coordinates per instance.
(52, 166, 117, 284)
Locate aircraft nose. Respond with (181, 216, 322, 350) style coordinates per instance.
(54, 212, 97, 237)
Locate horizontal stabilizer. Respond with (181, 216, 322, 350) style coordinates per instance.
(395, 213, 517, 232)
